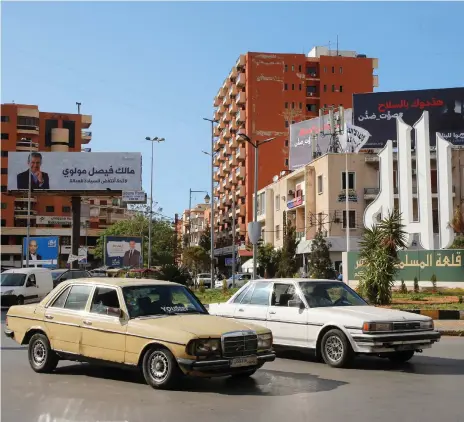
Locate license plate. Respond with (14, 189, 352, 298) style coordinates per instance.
(397, 344, 416, 351)
(230, 356, 258, 368)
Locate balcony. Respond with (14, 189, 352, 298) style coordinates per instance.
(14, 197, 37, 203)
(363, 186, 455, 199)
(223, 94, 231, 107)
(223, 112, 231, 123)
(214, 97, 221, 107)
(214, 109, 221, 121)
(237, 203, 246, 216)
(237, 146, 246, 161)
(218, 104, 226, 115)
(213, 153, 220, 167)
(306, 88, 319, 98)
(236, 91, 246, 105)
(229, 85, 238, 98)
(217, 86, 226, 99)
(223, 163, 231, 174)
(236, 55, 246, 69)
(81, 114, 92, 128)
(236, 109, 246, 123)
(236, 166, 245, 179)
(223, 128, 232, 139)
(229, 67, 238, 81)
(14, 209, 38, 219)
(214, 139, 222, 153)
(16, 139, 39, 152)
(238, 185, 245, 197)
(1, 245, 22, 254)
(214, 171, 220, 182)
(236, 73, 246, 87)
(81, 130, 92, 144)
(373, 74, 379, 88)
(213, 125, 221, 137)
(17, 124, 39, 135)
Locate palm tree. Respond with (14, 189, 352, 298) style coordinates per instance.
(377, 209, 408, 258)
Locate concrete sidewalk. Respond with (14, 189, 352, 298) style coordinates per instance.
(435, 320, 464, 335)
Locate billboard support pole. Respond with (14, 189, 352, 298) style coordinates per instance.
(232, 190, 236, 288)
(71, 196, 81, 270)
(25, 140, 33, 268)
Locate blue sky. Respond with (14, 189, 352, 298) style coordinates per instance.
(2, 1, 464, 218)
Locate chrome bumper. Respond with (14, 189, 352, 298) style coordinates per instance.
(352, 330, 441, 352)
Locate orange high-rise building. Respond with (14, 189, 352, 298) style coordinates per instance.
(212, 46, 378, 261)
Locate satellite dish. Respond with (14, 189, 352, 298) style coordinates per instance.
(272, 175, 278, 182)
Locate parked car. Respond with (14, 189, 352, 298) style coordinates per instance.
(1, 268, 54, 306)
(4, 278, 275, 389)
(215, 273, 255, 289)
(195, 273, 212, 289)
(208, 278, 441, 368)
(50, 269, 91, 288)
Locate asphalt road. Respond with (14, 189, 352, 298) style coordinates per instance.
(1, 311, 464, 422)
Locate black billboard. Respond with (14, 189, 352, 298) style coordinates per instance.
(353, 87, 464, 149)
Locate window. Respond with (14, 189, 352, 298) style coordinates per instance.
(341, 171, 355, 189)
(291, 102, 295, 109)
(1, 151, 7, 157)
(50, 286, 72, 308)
(307, 67, 317, 76)
(332, 66, 335, 73)
(285, 121, 289, 128)
(248, 282, 272, 306)
(285, 102, 288, 109)
(271, 283, 301, 307)
(91, 287, 121, 315)
(340, 66, 343, 74)
(275, 195, 280, 211)
(1, 219, 6, 227)
(323, 84, 327, 92)
(284, 83, 288, 91)
(317, 175, 323, 194)
(239, 284, 255, 304)
(1, 133, 8, 140)
(306, 104, 317, 113)
(1, 203, 6, 209)
(323, 66, 327, 73)
(1, 186, 7, 192)
(285, 64, 288, 72)
(62, 206, 71, 213)
(233, 285, 251, 303)
(27, 274, 37, 287)
(285, 140, 289, 146)
(292, 120, 295, 124)
(332, 84, 335, 92)
(292, 84, 295, 91)
(299, 281, 366, 308)
(285, 158, 289, 166)
(340, 85, 343, 93)
(1, 116, 9, 122)
(306, 86, 316, 95)
(63, 285, 93, 311)
(298, 65, 302, 72)
(343, 210, 356, 229)
(299, 84, 302, 91)
(276, 225, 280, 240)
(299, 103, 302, 109)
(45, 206, 54, 213)
(1, 168, 7, 174)
(291, 65, 295, 72)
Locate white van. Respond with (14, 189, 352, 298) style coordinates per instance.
(0, 268, 54, 307)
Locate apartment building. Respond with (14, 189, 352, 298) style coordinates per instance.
(181, 203, 210, 247)
(211, 46, 378, 262)
(0, 103, 134, 268)
(257, 149, 464, 273)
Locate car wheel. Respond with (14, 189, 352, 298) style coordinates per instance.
(17, 296, 24, 305)
(28, 333, 59, 373)
(320, 329, 353, 368)
(230, 369, 257, 378)
(142, 347, 182, 390)
(388, 351, 415, 364)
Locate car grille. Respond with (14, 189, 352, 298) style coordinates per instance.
(222, 331, 258, 358)
(393, 322, 421, 331)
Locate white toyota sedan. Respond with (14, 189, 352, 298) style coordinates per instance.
(208, 279, 441, 368)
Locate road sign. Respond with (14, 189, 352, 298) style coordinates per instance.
(247, 222, 261, 245)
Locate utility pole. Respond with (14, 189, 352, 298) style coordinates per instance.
(231, 190, 236, 288)
(25, 140, 32, 268)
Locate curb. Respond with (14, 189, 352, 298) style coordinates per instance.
(402, 310, 464, 320)
(438, 330, 464, 337)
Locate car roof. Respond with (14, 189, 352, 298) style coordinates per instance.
(2, 268, 52, 275)
(60, 277, 180, 288)
(248, 278, 339, 283)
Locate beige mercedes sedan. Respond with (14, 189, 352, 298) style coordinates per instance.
(4, 278, 275, 389)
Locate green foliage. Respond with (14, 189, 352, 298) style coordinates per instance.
(277, 224, 299, 277)
(199, 280, 205, 293)
(358, 210, 407, 305)
(94, 214, 176, 267)
(414, 276, 420, 293)
(182, 246, 210, 274)
(449, 236, 464, 249)
(199, 224, 211, 252)
(458, 296, 463, 304)
(431, 274, 437, 293)
(257, 243, 280, 278)
(153, 264, 190, 286)
(307, 229, 333, 279)
(399, 279, 408, 294)
(222, 279, 228, 293)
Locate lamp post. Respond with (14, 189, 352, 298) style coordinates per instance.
(237, 133, 276, 280)
(25, 139, 33, 268)
(145, 136, 165, 268)
(203, 117, 218, 290)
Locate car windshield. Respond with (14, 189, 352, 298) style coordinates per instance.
(298, 281, 367, 308)
(1, 273, 27, 287)
(122, 285, 208, 318)
(51, 270, 66, 280)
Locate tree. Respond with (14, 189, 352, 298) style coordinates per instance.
(277, 224, 298, 277)
(199, 224, 211, 252)
(257, 243, 279, 278)
(307, 229, 333, 278)
(449, 204, 464, 249)
(94, 213, 176, 267)
(182, 246, 210, 275)
(358, 210, 407, 305)
(153, 264, 191, 286)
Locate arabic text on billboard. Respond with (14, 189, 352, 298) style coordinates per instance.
(122, 191, 146, 203)
(105, 236, 143, 268)
(353, 87, 464, 149)
(23, 236, 59, 268)
(7, 152, 142, 191)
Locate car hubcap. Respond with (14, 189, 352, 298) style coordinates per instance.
(149, 352, 169, 382)
(325, 336, 344, 362)
(33, 341, 46, 365)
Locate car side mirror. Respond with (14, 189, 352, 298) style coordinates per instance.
(288, 299, 305, 309)
(107, 307, 123, 318)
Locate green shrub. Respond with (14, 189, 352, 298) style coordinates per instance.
(431, 274, 437, 293)
(458, 296, 463, 304)
(222, 279, 228, 293)
(199, 280, 205, 293)
(399, 279, 408, 294)
(413, 277, 419, 293)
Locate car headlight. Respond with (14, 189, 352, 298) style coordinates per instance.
(2, 290, 14, 296)
(362, 322, 393, 333)
(420, 320, 434, 330)
(258, 333, 273, 350)
(188, 339, 221, 356)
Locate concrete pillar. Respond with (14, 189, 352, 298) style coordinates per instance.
(51, 128, 69, 152)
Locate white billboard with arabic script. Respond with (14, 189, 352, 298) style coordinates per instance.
(7, 152, 142, 192)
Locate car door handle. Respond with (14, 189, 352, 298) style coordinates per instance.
(269, 311, 276, 315)
(45, 315, 53, 320)
(83, 320, 92, 326)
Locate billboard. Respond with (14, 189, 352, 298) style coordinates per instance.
(353, 87, 464, 149)
(104, 236, 143, 268)
(289, 109, 353, 171)
(7, 152, 142, 191)
(23, 236, 59, 268)
(122, 191, 147, 204)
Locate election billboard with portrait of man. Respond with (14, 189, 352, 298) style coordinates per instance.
(22, 236, 59, 268)
(104, 236, 143, 268)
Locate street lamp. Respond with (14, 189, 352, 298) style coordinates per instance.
(203, 117, 218, 290)
(145, 136, 165, 268)
(237, 133, 276, 280)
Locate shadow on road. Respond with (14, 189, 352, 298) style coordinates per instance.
(276, 348, 464, 376)
(53, 363, 347, 396)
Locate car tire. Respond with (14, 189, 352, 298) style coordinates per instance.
(320, 329, 353, 368)
(230, 369, 257, 378)
(28, 333, 59, 373)
(142, 346, 182, 390)
(388, 351, 415, 364)
(16, 296, 24, 306)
